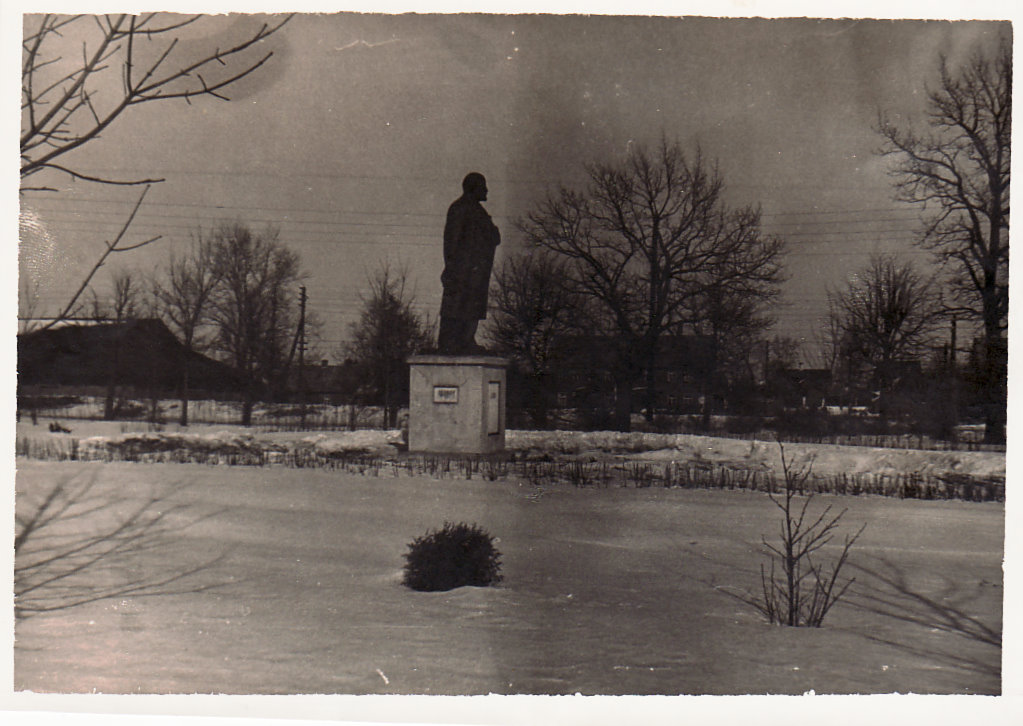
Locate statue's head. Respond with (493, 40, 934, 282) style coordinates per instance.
(462, 172, 488, 202)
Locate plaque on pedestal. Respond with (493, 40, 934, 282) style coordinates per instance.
(408, 355, 509, 454)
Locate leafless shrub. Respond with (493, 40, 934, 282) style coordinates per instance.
(746, 440, 865, 627)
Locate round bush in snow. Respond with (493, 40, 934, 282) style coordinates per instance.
(402, 522, 503, 592)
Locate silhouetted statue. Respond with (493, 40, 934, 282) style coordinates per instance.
(438, 172, 500, 355)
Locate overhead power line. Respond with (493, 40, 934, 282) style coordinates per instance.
(30, 165, 915, 195)
(27, 204, 924, 233)
(23, 191, 924, 222)
(25, 205, 930, 247)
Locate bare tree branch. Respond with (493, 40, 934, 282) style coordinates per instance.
(34, 162, 163, 186)
(39, 185, 158, 331)
(21, 14, 292, 185)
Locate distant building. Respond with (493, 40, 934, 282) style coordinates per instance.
(648, 335, 717, 412)
(282, 360, 359, 405)
(830, 355, 928, 410)
(768, 368, 834, 409)
(17, 319, 245, 396)
(553, 334, 716, 413)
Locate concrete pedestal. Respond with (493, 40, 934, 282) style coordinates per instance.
(408, 355, 508, 454)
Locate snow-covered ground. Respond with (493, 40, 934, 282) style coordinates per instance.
(13, 417, 1006, 694)
(17, 420, 1006, 480)
(14, 460, 1003, 695)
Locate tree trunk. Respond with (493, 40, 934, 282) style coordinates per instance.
(104, 326, 123, 420)
(643, 355, 657, 423)
(179, 366, 190, 427)
(104, 384, 116, 420)
(613, 371, 633, 432)
(981, 329, 1007, 445)
(985, 405, 1006, 445)
(241, 391, 254, 427)
(875, 362, 890, 432)
(983, 196, 1007, 446)
(383, 370, 394, 429)
(701, 338, 719, 431)
(530, 374, 549, 429)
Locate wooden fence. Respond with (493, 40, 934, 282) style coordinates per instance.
(15, 436, 1004, 503)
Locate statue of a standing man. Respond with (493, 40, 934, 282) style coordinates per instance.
(438, 172, 500, 355)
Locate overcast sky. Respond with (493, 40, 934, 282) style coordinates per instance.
(15, 10, 1010, 360)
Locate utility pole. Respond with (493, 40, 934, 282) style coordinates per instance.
(298, 286, 307, 429)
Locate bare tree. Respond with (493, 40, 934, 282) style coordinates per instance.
(84, 268, 144, 419)
(691, 280, 780, 423)
(876, 34, 1010, 442)
(485, 251, 582, 428)
(110, 268, 143, 320)
(346, 266, 434, 429)
(206, 223, 304, 426)
(20, 14, 291, 327)
(153, 230, 222, 425)
(810, 310, 845, 375)
(826, 254, 941, 417)
(767, 335, 806, 373)
(520, 138, 785, 430)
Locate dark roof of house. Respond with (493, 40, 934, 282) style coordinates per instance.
(17, 318, 246, 391)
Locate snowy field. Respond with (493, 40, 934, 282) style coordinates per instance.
(14, 447, 1003, 695)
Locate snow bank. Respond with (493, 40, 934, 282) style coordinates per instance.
(301, 430, 405, 455)
(50, 426, 1005, 480)
(75, 429, 406, 459)
(506, 430, 1004, 479)
(506, 430, 689, 454)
